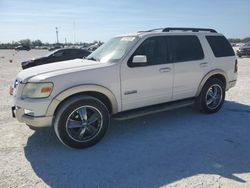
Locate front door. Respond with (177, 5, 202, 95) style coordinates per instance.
(121, 36, 174, 111)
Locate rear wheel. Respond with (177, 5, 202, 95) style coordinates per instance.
(54, 96, 110, 149)
(196, 78, 225, 113)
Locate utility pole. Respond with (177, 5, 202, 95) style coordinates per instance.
(73, 22, 76, 44)
(55, 27, 59, 44)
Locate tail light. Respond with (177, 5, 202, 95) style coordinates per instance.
(234, 59, 238, 73)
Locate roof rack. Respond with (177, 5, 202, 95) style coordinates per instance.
(138, 28, 164, 32)
(163, 27, 217, 33)
(138, 27, 217, 33)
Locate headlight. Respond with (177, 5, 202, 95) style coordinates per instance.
(21, 82, 53, 99)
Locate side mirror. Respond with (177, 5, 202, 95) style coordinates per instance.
(132, 55, 147, 64)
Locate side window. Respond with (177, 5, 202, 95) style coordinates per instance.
(53, 50, 64, 57)
(206, 36, 235, 57)
(128, 36, 168, 67)
(65, 50, 79, 57)
(169, 35, 204, 63)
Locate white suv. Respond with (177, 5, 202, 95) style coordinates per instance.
(11, 27, 237, 149)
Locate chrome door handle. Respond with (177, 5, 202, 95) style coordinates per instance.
(200, 62, 208, 67)
(159, 67, 171, 73)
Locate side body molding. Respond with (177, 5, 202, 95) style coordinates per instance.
(46, 84, 119, 116)
(195, 69, 229, 96)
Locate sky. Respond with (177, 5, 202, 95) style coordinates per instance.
(0, 0, 250, 43)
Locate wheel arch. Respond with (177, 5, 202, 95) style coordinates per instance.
(46, 84, 119, 117)
(196, 69, 228, 96)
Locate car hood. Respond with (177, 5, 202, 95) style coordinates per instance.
(16, 59, 111, 82)
(22, 56, 46, 64)
(32, 56, 47, 61)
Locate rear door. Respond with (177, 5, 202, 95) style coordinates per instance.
(169, 35, 209, 100)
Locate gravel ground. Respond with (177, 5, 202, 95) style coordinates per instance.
(0, 49, 250, 188)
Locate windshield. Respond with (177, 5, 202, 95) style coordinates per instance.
(46, 49, 60, 57)
(87, 36, 138, 63)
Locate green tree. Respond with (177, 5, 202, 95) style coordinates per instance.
(242, 37, 250, 43)
(32, 40, 43, 46)
(19, 39, 31, 47)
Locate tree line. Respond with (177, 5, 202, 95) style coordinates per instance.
(228, 37, 250, 43)
(0, 37, 249, 49)
(0, 39, 103, 49)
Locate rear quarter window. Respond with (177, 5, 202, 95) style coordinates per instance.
(206, 36, 235, 57)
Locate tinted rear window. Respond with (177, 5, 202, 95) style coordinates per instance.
(206, 36, 235, 57)
(169, 35, 204, 63)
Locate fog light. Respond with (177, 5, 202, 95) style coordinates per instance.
(24, 109, 34, 116)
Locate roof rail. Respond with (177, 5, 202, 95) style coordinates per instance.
(138, 28, 164, 32)
(162, 27, 217, 33)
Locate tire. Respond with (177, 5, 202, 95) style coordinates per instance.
(196, 78, 225, 113)
(54, 95, 110, 149)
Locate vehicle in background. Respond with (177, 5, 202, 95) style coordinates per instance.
(15, 45, 31, 51)
(231, 43, 236, 47)
(21, 48, 91, 69)
(237, 43, 250, 57)
(87, 42, 103, 52)
(48, 45, 62, 51)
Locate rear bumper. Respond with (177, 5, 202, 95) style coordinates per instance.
(12, 106, 53, 127)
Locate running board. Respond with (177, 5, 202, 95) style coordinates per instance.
(113, 98, 195, 120)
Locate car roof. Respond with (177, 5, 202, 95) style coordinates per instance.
(53, 48, 88, 52)
(122, 31, 223, 38)
(58, 48, 82, 51)
(117, 27, 223, 38)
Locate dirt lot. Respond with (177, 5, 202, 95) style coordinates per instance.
(0, 49, 250, 188)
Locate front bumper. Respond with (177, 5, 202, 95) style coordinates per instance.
(12, 106, 53, 127)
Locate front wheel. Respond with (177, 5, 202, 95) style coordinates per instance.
(196, 78, 225, 113)
(54, 96, 110, 149)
